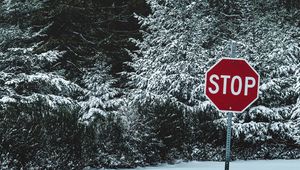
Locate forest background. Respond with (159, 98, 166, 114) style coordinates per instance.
(0, 0, 300, 169)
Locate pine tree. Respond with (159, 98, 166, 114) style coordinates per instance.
(126, 0, 221, 160)
(0, 1, 89, 168)
(0, 0, 151, 168)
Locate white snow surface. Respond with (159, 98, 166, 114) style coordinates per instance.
(99, 160, 300, 170)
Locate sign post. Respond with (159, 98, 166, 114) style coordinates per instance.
(225, 42, 235, 170)
(205, 42, 260, 170)
(225, 112, 232, 170)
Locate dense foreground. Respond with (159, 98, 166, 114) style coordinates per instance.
(97, 160, 300, 170)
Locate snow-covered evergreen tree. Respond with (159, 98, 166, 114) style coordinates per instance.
(79, 55, 121, 123)
(197, 0, 300, 158)
(127, 0, 300, 161)
(0, 2, 88, 167)
(0, 0, 123, 168)
(228, 1, 300, 148)
(128, 0, 212, 110)
(126, 0, 224, 160)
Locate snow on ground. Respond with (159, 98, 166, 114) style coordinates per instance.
(101, 160, 300, 170)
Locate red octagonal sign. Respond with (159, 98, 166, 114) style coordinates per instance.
(205, 58, 260, 113)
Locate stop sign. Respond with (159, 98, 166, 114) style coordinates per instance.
(205, 58, 260, 112)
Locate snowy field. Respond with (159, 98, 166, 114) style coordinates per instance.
(101, 160, 300, 170)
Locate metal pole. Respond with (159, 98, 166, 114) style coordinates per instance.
(225, 41, 235, 170)
(230, 41, 236, 58)
(224, 112, 233, 170)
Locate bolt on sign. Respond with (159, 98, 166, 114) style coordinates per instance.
(205, 58, 260, 113)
